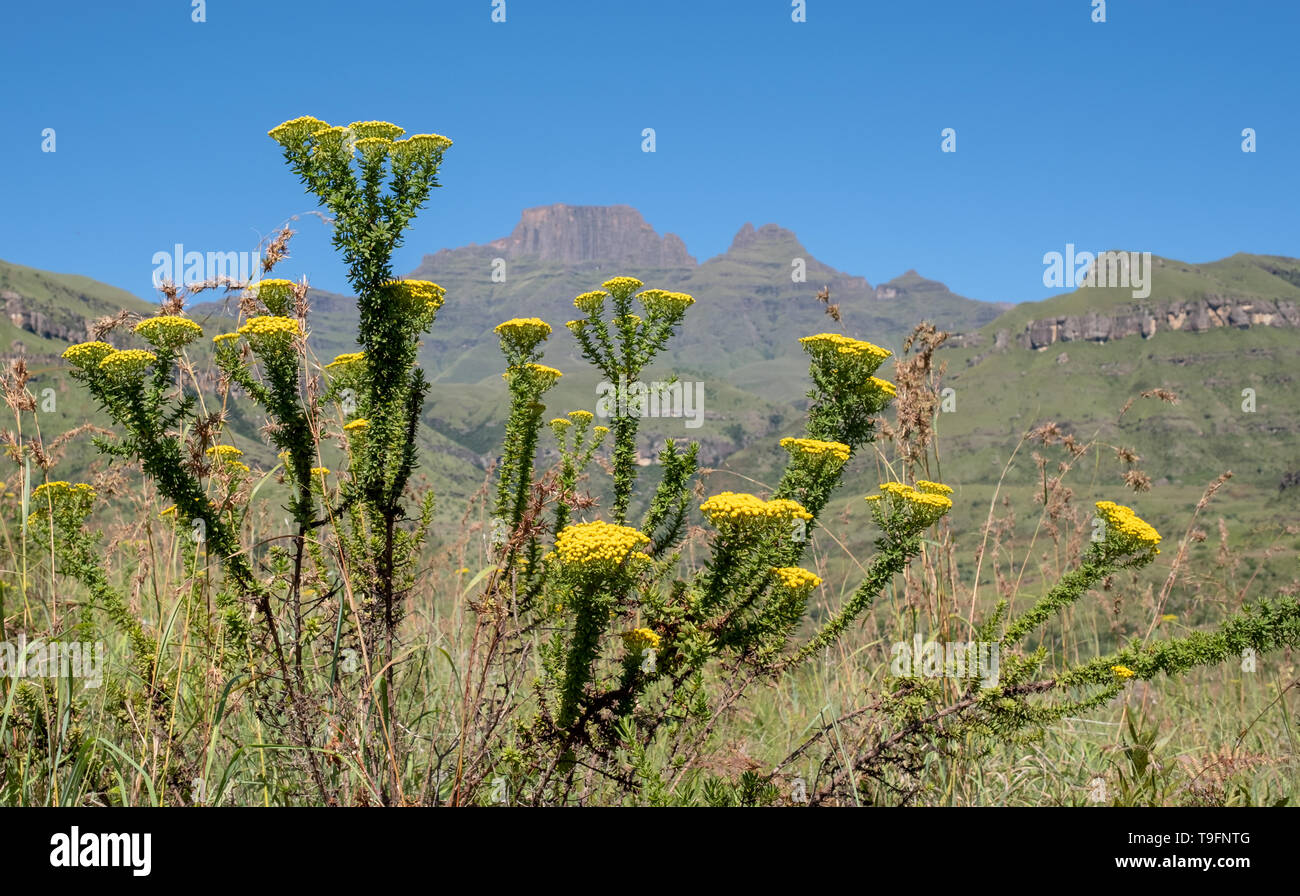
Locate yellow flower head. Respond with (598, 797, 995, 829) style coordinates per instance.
(573, 291, 608, 315)
(505, 363, 562, 391)
(344, 418, 370, 433)
(799, 333, 892, 372)
(212, 332, 240, 347)
(383, 279, 445, 320)
(311, 466, 330, 477)
(494, 317, 552, 354)
(771, 566, 822, 593)
(602, 276, 644, 300)
(1095, 501, 1162, 555)
(347, 121, 406, 140)
(568, 410, 594, 424)
(205, 445, 244, 461)
(780, 437, 851, 466)
(133, 315, 203, 350)
(867, 482, 953, 528)
(1111, 665, 1136, 680)
(26, 481, 95, 528)
(355, 136, 393, 163)
(325, 351, 366, 372)
(391, 134, 453, 164)
(269, 116, 329, 145)
(700, 492, 812, 533)
(869, 376, 898, 399)
(621, 627, 662, 653)
(554, 520, 652, 577)
(310, 125, 350, 155)
(253, 278, 298, 315)
(638, 289, 695, 318)
(31, 481, 95, 503)
(237, 315, 301, 349)
(593, 425, 610, 437)
(62, 341, 115, 370)
(99, 349, 157, 381)
(915, 480, 953, 496)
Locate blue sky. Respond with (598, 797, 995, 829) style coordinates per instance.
(2, 0, 1296, 304)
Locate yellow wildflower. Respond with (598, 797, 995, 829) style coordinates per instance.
(622, 627, 662, 652)
(554, 520, 652, 576)
(62, 341, 115, 370)
(780, 437, 851, 465)
(99, 349, 157, 380)
(1112, 665, 1136, 680)
(771, 566, 822, 592)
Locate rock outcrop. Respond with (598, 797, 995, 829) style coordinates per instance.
(482, 203, 697, 268)
(3, 289, 94, 343)
(1017, 296, 1298, 350)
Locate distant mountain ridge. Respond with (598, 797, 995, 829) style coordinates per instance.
(423, 203, 696, 269)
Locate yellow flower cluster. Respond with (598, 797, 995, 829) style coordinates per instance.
(62, 341, 115, 370)
(310, 125, 349, 154)
(134, 315, 203, 349)
(1112, 665, 1136, 679)
(621, 627, 662, 652)
(494, 317, 552, 352)
(385, 279, 446, 316)
(238, 315, 301, 344)
(554, 521, 652, 575)
(771, 566, 822, 592)
(391, 134, 453, 163)
(212, 332, 240, 347)
(99, 349, 157, 380)
(505, 363, 563, 390)
(602, 276, 644, 299)
(800, 333, 892, 368)
(31, 481, 96, 502)
(355, 136, 392, 162)
(568, 409, 594, 424)
(1095, 501, 1161, 554)
(347, 120, 406, 140)
(870, 376, 898, 399)
(780, 437, 851, 465)
(26, 481, 95, 528)
(638, 289, 695, 317)
(700, 492, 812, 532)
(344, 419, 370, 433)
(311, 467, 330, 477)
(253, 278, 298, 314)
(206, 445, 244, 460)
(550, 417, 572, 430)
(915, 480, 953, 495)
(573, 291, 607, 315)
(325, 351, 365, 371)
(268, 116, 328, 145)
(867, 481, 954, 528)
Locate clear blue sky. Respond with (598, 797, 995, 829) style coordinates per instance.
(2, 0, 1296, 304)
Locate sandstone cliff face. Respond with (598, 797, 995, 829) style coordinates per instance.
(1017, 296, 1298, 349)
(3, 289, 95, 343)
(482, 203, 697, 268)
(952, 295, 1298, 357)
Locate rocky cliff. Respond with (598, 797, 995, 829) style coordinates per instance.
(951, 295, 1299, 355)
(4, 288, 96, 343)
(422, 203, 697, 269)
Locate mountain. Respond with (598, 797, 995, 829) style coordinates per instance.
(405, 206, 1004, 394)
(8, 226, 1297, 588)
(438, 203, 697, 268)
(0, 258, 154, 355)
